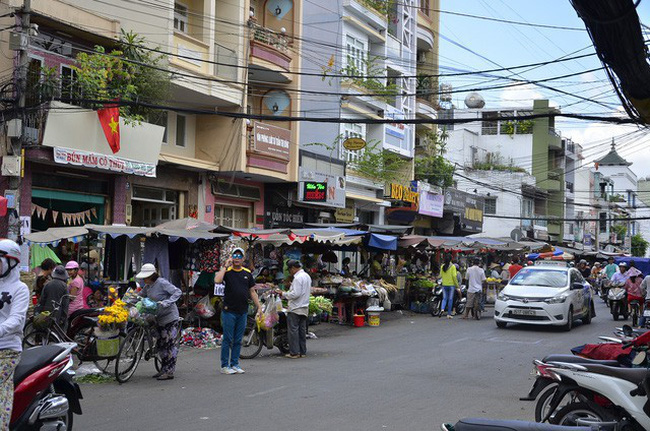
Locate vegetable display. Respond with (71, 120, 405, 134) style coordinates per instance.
(309, 296, 333, 315)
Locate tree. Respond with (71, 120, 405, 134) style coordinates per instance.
(71, 30, 170, 124)
(631, 234, 649, 257)
(348, 141, 409, 184)
(414, 129, 455, 188)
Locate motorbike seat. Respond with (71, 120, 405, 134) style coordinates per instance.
(453, 417, 592, 431)
(68, 307, 101, 322)
(13, 345, 66, 385)
(542, 354, 621, 367)
(577, 364, 648, 385)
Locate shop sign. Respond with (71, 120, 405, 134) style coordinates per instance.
(418, 191, 444, 218)
(342, 137, 367, 151)
(53, 147, 156, 177)
(303, 182, 327, 202)
(444, 188, 484, 233)
(385, 105, 406, 140)
(265, 207, 305, 228)
(389, 183, 419, 205)
(298, 167, 346, 209)
(253, 122, 291, 160)
(335, 206, 355, 223)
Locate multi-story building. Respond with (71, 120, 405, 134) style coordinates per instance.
(445, 99, 568, 242)
(300, 0, 419, 225)
(637, 178, 650, 257)
(563, 137, 582, 243)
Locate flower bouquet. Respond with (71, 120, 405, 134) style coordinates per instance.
(95, 299, 128, 357)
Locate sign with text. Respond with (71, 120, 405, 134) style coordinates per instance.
(53, 147, 156, 177)
(389, 183, 419, 205)
(418, 191, 444, 218)
(335, 206, 355, 223)
(265, 207, 305, 228)
(385, 105, 406, 140)
(303, 182, 327, 202)
(298, 167, 346, 208)
(342, 137, 367, 151)
(253, 122, 291, 160)
(444, 188, 484, 233)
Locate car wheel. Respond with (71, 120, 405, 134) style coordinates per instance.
(496, 320, 507, 329)
(562, 308, 573, 332)
(582, 303, 592, 325)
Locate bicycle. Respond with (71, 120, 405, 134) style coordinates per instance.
(23, 295, 113, 371)
(114, 316, 183, 383)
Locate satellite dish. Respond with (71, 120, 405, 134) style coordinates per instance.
(510, 228, 523, 242)
(465, 92, 485, 109)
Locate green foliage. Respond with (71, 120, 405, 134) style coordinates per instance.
(414, 129, 455, 188)
(471, 161, 527, 173)
(338, 57, 399, 104)
(349, 141, 410, 183)
(358, 0, 396, 16)
(501, 119, 533, 137)
(71, 30, 169, 124)
(631, 234, 649, 257)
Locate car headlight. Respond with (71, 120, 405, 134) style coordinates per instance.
(544, 293, 569, 304)
(497, 292, 511, 301)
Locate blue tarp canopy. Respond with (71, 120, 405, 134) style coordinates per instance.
(366, 233, 398, 251)
(615, 257, 650, 276)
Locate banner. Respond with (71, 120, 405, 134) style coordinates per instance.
(418, 191, 444, 218)
(53, 147, 156, 177)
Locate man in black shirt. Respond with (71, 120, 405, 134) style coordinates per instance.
(214, 247, 262, 375)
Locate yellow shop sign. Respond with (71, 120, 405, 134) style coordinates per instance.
(389, 183, 419, 205)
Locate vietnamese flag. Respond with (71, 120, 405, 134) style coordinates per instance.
(97, 105, 121, 154)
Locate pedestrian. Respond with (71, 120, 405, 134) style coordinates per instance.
(464, 258, 486, 320)
(439, 255, 459, 319)
(65, 261, 88, 316)
(508, 258, 523, 279)
(604, 257, 619, 279)
(35, 266, 70, 327)
(137, 263, 182, 381)
(278, 260, 311, 358)
(0, 239, 29, 430)
(214, 248, 263, 375)
(34, 258, 56, 299)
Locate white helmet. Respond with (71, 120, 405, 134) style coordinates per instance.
(0, 239, 20, 278)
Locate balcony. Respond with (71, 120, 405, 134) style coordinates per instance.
(249, 20, 292, 81)
(544, 169, 563, 191)
(547, 128, 562, 151)
(171, 31, 211, 76)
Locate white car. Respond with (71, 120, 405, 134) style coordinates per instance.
(494, 265, 594, 331)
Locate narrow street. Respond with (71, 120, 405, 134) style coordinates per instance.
(77, 299, 616, 430)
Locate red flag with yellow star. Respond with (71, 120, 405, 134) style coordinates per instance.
(97, 105, 120, 153)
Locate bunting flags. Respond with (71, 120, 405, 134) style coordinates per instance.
(31, 204, 96, 225)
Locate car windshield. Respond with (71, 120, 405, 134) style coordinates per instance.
(509, 268, 567, 288)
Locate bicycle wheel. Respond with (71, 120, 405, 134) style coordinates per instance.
(115, 327, 144, 383)
(24, 330, 60, 347)
(239, 320, 263, 359)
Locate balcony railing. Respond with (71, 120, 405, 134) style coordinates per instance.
(416, 75, 436, 104)
(249, 21, 289, 53)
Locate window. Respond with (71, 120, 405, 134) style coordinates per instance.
(176, 114, 186, 147)
(420, 0, 430, 15)
(599, 212, 607, 233)
(342, 123, 365, 163)
(174, 2, 189, 33)
(345, 35, 366, 75)
(214, 205, 249, 229)
(481, 111, 498, 135)
(484, 197, 496, 215)
(60, 65, 79, 101)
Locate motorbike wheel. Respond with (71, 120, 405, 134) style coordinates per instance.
(455, 302, 466, 316)
(23, 330, 60, 348)
(239, 321, 263, 359)
(550, 402, 615, 426)
(612, 312, 619, 321)
(534, 384, 583, 423)
(275, 336, 290, 355)
(430, 298, 442, 317)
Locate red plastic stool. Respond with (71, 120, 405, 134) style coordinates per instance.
(329, 301, 347, 324)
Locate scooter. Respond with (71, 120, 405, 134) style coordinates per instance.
(11, 342, 83, 430)
(600, 278, 612, 305)
(608, 284, 628, 321)
(441, 418, 598, 431)
(429, 283, 466, 317)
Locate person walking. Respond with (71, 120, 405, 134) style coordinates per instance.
(214, 248, 262, 375)
(35, 266, 70, 327)
(464, 258, 486, 320)
(137, 263, 182, 381)
(439, 255, 459, 319)
(279, 260, 311, 358)
(0, 239, 29, 430)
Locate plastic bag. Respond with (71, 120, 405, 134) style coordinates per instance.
(260, 294, 279, 329)
(195, 295, 215, 318)
(123, 288, 141, 305)
(141, 297, 159, 315)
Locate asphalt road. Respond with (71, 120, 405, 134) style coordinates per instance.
(76, 298, 619, 431)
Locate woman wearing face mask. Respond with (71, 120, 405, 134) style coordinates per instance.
(0, 239, 30, 429)
(136, 263, 182, 381)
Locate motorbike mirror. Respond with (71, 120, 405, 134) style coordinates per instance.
(623, 324, 634, 337)
(633, 351, 647, 366)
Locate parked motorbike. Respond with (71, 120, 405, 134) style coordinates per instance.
(608, 284, 628, 321)
(239, 294, 290, 359)
(429, 283, 466, 317)
(441, 417, 599, 431)
(11, 342, 83, 430)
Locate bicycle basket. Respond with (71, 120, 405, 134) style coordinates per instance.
(33, 311, 52, 329)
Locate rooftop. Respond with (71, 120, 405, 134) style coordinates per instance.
(595, 140, 632, 166)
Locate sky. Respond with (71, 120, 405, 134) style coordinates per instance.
(438, 0, 650, 180)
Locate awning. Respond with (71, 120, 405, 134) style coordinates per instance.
(158, 152, 220, 172)
(346, 193, 383, 203)
(157, 229, 228, 243)
(365, 224, 412, 235)
(367, 233, 398, 251)
(25, 227, 88, 246)
(157, 218, 217, 231)
(85, 224, 155, 238)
